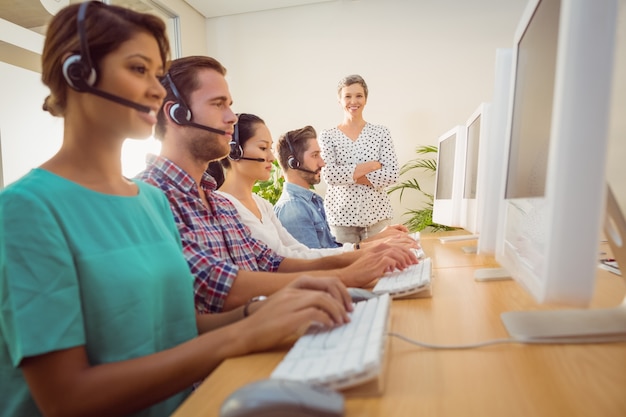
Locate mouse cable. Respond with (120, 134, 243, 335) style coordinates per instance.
(387, 332, 626, 349)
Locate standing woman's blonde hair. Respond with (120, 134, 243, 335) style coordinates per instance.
(41, 1, 169, 117)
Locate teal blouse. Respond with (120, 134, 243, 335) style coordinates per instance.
(0, 169, 198, 417)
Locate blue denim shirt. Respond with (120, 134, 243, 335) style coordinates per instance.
(274, 183, 342, 249)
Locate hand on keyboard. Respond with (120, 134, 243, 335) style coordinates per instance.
(237, 276, 352, 354)
(342, 243, 418, 287)
(373, 258, 432, 298)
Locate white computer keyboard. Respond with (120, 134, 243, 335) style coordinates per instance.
(271, 293, 391, 391)
(372, 257, 432, 298)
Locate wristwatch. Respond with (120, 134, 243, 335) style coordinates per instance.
(243, 295, 267, 317)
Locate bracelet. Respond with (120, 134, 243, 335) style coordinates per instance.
(355, 243, 360, 250)
(243, 295, 267, 317)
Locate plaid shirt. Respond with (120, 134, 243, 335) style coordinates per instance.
(137, 154, 284, 313)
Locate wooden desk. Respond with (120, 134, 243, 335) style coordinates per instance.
(173, 243, 626, 417)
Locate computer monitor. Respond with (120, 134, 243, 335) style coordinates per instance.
(496, 0, 625, 340)
(432, 125, 466, 228)
(460, 102, 491, 236)
(476, 48, 514, 256)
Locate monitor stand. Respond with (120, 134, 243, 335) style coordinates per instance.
(438, 234, 478, 244)
(474, 267, 511, 281)
(501, 300, 626, 342)
(501, 185, 626, 342)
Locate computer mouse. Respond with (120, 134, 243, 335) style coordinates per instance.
(346, 287, 377, 302)
(219, 378, 344, 417)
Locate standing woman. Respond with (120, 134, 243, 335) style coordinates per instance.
(0, 3, 350, 417)
(319, 74, 401, 244)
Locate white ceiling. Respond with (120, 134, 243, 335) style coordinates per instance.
(183, 0, 336, 18)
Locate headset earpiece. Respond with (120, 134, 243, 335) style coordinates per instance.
(285, 132, 301, 169)
(228, 115, 243, 161)
(62, 54, 97, 91)
(287, 155, 300, 169)
(169, 102, 192, 125)
(163, 73, 193, 126)
(229, 142, 243, 161)
(63, 2, 97, 92)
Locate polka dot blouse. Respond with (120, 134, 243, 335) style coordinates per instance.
(319, 123, 399, 227)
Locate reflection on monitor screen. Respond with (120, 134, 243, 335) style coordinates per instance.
(433, 126, 466, 228)
(496, 0, 625, 341)
(504, 0, 556, 200)
(463, 115, 480, 200)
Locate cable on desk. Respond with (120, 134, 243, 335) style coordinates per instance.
(387, 332, 626, 349)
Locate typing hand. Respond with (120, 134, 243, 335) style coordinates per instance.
(240, 277, 351, 352)
(343, 245, 418, 287)
(362, 233, 419, 251)
(363, 224, 409, 243)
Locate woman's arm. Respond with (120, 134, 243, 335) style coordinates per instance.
(22, 277, 351, 417)
(319, 129, 358, 186)
(360, 126, 399, 189)
(353, 160, 382, 184)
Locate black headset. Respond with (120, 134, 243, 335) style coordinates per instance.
(227, 114, 265, 162)
(62, 1, 98, 91)
(162, 73, 193, 125)
(60, 1, 152, 113)
(285, 132, 301, 169)
(228, 114, 244, 161)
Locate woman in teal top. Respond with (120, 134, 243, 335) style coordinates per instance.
(0, 3, 351, 416)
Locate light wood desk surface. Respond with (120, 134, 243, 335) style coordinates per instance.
(173, 239, 626, 417)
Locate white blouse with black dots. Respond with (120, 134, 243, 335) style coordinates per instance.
(319, 123, 399, 228)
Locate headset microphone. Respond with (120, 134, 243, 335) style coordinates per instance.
(79, 81, 151, 113)
(294, 166, 320, 175)
(62, 2, 152, 114)
(238, 156, 266, 162)
(180, 120, 227, 136)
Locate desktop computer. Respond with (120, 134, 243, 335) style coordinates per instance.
(432, 125, 466, 229)
(495, 0, 625, 340)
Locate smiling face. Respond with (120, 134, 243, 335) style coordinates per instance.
(93, 31, 166, 140)
(339, 83, 368, 118)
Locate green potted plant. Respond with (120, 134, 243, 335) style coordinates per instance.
(252, 160, 284, 205)
(388, 145, 455, 232)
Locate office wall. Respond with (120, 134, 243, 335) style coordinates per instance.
(0, 61, 64, 187)
(156, 0, 207, 57)
(201, 0, 522, 224)
(204, 0, 626, 223)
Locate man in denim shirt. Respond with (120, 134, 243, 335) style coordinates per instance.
(275, 126, 409, 250)
(275, 126, 345, 249)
